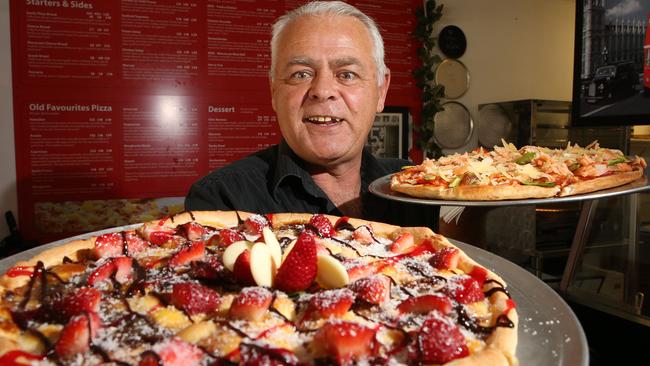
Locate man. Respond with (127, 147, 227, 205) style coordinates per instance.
(185, 1, 439, 230)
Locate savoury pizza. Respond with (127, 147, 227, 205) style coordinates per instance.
(391, 140, 646, 201)
(0, 211, 518, 365)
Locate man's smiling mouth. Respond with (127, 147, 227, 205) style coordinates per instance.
(303, 116, 344, 125)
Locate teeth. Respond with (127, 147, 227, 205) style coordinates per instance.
(306, 116, 342, 123)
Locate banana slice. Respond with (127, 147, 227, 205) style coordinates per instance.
(222, 241, 254, 271)
(250, 242, 275, 287)
(262, 227, 282, 268)
(316, 253, 349, 289)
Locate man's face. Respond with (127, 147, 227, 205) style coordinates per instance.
(271, 15, 390, 168)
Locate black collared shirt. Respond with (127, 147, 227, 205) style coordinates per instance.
(185, 140, 439, 231)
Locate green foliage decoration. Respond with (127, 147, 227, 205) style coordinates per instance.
(412, 0, 444, 158)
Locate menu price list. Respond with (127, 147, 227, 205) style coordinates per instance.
(19, 0, 117, 84)
(25, 101, 119, 198)
(121, 0, 201, 85)
(121, 97, 202, 195)
(207, 102, 280, 169)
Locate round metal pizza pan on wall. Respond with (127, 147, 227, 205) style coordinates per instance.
(433, 101, 473, 149)
(435, 58, 470, 99)
(478, 103, 513, 148)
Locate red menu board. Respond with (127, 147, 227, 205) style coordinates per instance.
(10, 0, 421, 241)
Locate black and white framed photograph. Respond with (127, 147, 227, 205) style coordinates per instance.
(366, 106, 409, 159)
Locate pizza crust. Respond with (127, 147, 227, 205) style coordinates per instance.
(391, 176, 559, 201)
(559, 169, 644, 196)
(0, 238, 96, 291)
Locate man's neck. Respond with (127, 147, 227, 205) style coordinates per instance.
(308, 157, 364, 218)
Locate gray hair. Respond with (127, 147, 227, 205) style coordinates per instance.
(270, 1, 387, 86)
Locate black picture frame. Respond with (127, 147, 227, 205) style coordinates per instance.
(366, 106, 409, 159)
(571, 1, 650, 127)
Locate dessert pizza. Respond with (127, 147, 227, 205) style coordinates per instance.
(391, 140, 647, 201)
(0, 211, 518, 365)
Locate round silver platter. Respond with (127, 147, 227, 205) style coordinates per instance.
(0, 225, 588, 365)
(369, 171, 650, 207)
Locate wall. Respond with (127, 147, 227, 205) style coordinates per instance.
(0, 0, 577, 241)
(436, 0, 576, 154)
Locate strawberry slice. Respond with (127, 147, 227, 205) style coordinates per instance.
(275, 232, 317, 293)
(345, 260, 379, 282)
(469, 265, 488, 285)
(209, 228, 245, 247)
(444, 275, 485, 304)
(139, 222, 175, 246)
(308, 214, 334, 238)
(350, 275, 391, 304)
(229, 286, 273, 321)
(54, 312, 101, 359)
(113, 257, 134, 283)
(169, 241, 206, 267)
(178, 221, 211, 241)
(239, 343, 299, 366)
(94, 232, 124, 258)
(232, 249, 255, 286)
(52, 287, 101, 320)
(314, 321, 377, 363)
(390, 232, 415, 253)
(243, 214, 269, 236)
(429, 247, 460, 270)
(138, 351, 161, 366)
(352, 225, 375, 245)
(397, 294, 452, 315)
(334, 216, 355, 231)
(304, 288, 355, 319)
(171, 282, 221, 315)
(124, 231, 151, 256)
(154, 339, 203, 366)
(0, 351, 44, 365)
(189, 256, 227, 281)
(413, 315, 469, 364)
(87, 257, 133, 286)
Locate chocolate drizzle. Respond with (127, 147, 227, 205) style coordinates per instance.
(455, 305, 514, 336)
(19, 261, 45, 309)
(334, 220, 355, 232)
(483, 279, 511, 298)
(330, 237, 363, 256)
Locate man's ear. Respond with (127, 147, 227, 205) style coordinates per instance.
(376, 69, 391, 112)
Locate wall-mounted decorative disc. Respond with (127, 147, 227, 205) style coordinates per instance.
(433, 101, 473, 149)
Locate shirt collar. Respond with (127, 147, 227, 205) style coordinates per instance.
(360, 147, 390, 193)
(272, 140, 389, 196)
(271, 140, 325, 198)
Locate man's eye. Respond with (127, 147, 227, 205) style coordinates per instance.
(338, 71, 357, 81)
(291, 71, 311, 80)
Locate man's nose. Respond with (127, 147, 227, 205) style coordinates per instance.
(308, 73, 338, 102)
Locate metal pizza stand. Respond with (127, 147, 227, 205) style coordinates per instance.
(370, 171, 650, 366)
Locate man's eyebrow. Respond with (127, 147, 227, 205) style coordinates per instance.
(330, 56, 362, 69)
(285, 56, 363, 69)
(287, 56, 317, 67)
